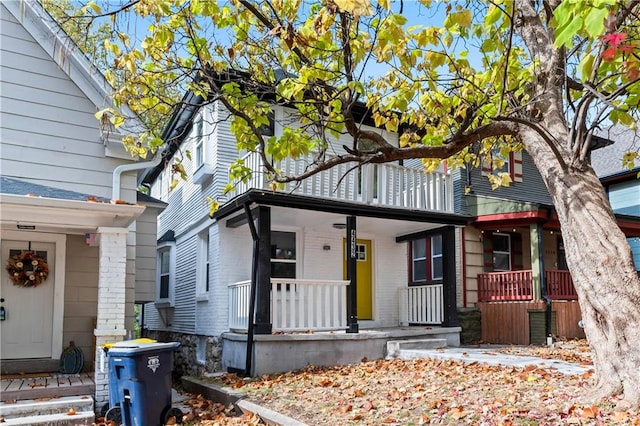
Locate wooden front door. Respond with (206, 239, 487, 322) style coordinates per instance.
(1, 240, 55, 359)
(344, 239, 373, 320)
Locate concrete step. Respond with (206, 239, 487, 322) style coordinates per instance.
(386, 338, 447, 358)
(0, 395, 94, 425)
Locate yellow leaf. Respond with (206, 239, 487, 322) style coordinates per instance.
(333, 0, 373, 16)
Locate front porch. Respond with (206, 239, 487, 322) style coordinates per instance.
(0, 372, 95, 402)
(229, 280, 447, 333)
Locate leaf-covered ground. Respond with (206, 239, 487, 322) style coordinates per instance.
(181, 340, 640, 425)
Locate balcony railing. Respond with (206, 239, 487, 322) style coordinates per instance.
(478, 269, 577, 302)
(478, 270, 534, 301)
(234, 152, 453, 212)
(399, 284, 444, 325)
(228, 279, 349, 332)
(545, 270, 578, 300)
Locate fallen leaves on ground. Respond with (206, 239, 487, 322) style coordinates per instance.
(489, 339, 593, 365)
(184, 341, 639, 425)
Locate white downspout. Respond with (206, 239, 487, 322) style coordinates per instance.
(112, 155, 162, 201)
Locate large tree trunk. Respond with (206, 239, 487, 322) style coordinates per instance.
(522, 129, 640, 407)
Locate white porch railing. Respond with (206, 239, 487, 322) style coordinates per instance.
(228, 279, 349, 332)
(235, 152, 453, 212)
(398, 284, 444, 325)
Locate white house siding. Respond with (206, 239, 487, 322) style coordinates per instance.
(135, 207, 161, 303)
(63, 235, 99, 370)
(0, 4, 137, 203)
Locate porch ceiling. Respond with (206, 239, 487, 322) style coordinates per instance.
(0, 194, 145, 234)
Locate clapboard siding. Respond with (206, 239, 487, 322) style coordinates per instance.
(0, 3, 137, 202)
(135, 208, 161, 303)
(464, 150, 552, 206)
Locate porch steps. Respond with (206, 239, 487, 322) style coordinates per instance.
(0, 395, 94, 425)
(386, 338, 448, 358)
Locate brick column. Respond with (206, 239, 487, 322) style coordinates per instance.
(93, 227, 129, 405)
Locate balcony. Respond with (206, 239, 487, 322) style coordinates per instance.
(234, 152, 454, 213)
(477, 269, 577, 302)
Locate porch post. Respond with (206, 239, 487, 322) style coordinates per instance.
(254, 206, 272, 335)
(530, 223, 543, 300)
(93, 227, 129, 405)
(442, 226, 459, 327)
(346, 215, 359, 333)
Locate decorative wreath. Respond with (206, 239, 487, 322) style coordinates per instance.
(6, 251, 49, 287)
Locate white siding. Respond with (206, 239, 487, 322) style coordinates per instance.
(135, 208, 161, 303)
(0, 4, 136, 203)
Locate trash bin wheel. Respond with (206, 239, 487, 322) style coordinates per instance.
(161, 406, 183, 425)
(103, 404, 122, 425)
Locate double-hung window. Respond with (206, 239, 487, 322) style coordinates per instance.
(196, 231, 210, 299)
(194, 114, 205, 169)
(492, 233, 512, 271)
(410, 234, 444, 284)
(156, 241, 176, 307)
(271, 231, 296, 279)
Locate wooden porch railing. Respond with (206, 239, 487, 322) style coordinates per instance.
(228, 279, 349, 332)
(398, 284, 444, 325)
(478, 269, 578, 301)
(234, 151, 453, 212)
(477, 270, 534, 301)
(545, 270, 578, 300)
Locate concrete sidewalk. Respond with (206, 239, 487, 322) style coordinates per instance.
(394, 346, 592, 375)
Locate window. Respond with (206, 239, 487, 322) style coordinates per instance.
(431, 234, 443, 280)
(196, 231, 210, 299)
(194, 113, 205, 168)
(481, 147, 523, 182)
(156, 242, 175, 307)
(491, 146, 510, 174)
(492, 233, 511, 271)
(410, 234, 444, 283)
(271, 231, 296, 278)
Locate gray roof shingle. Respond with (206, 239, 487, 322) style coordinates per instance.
(591, 125, 640, 178)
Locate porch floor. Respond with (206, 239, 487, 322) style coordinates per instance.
(0, 372, 95, 402)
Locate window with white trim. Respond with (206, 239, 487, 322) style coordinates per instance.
(194, 113, 205, 168)
(492, 233, 512, 271)
(196, 230, 210, 299)
(156, 242, 175, 306)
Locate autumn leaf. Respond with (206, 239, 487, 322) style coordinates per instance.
(603, 32, 626, 47)
(581, 405, 599, 419)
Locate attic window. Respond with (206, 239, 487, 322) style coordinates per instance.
(258, 112, 274, 137)
(195, 113, 205, 168)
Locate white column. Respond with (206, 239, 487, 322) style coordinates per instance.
(93, 227, 129, 405)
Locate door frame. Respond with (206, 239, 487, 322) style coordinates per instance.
(1, 230, 66, 359)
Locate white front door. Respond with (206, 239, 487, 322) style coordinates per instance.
(1, 240, 55, 359)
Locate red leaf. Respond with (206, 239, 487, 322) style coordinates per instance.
(603, 32, 626, 47)
(602, 46, 617, 61)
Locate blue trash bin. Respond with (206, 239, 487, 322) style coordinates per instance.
(106, 340, 181, 426)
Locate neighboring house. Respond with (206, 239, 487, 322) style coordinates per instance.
(139, 93, 470, 377)
(457, 135, 640, 345)
(591, 125, 640, 272)
(0, 0, 165, 407)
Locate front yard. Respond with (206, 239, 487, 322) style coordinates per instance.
(180, 340, 640, 425)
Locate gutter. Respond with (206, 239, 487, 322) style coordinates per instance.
(112, 155, 163, 201)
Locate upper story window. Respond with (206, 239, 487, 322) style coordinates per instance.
(482, 148, 523, 183)
(156, 240, 176, 307)
(271, 231, 296, 278)
(492, 232, 511, 271)
(194, 113, 205, 168)
(410, 233, 444, 284)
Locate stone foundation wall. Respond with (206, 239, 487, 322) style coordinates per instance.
(144, 331, 223, 378)
(457, 307, 481, 344)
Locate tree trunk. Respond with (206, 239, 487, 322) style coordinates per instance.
(522, 130, 640, 407)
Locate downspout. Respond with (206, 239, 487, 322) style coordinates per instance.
(243, 203, 259, 377)
(112, 154, 162, 201)
(536, 221, 553, 345)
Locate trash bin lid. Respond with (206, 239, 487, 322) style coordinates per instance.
(107, 341, 180, 356)
(102, 338, 156, 350)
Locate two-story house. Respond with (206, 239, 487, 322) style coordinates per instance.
(139, 92, 470, 377)
(0, 0, 165, 411)
(459, 134, 640, 345)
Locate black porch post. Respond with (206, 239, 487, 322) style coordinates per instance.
(441, 226, 459, 327)
(254, 206, 272, 334)
(346, 215, 359, 333)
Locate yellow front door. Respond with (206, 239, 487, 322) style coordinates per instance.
(343, 239, 373, 320)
